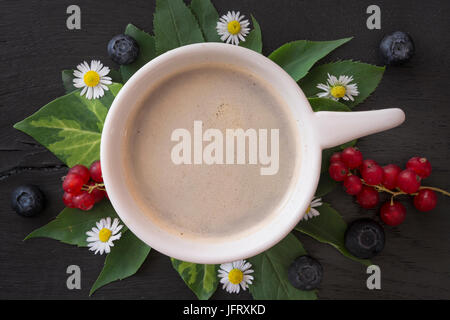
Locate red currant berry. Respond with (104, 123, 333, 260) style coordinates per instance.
(62, 173, 85, 195)
(406, 157, 432, 179)
(330, 152, 342, 163)
(356, 186, 379, 209)
(397, 169, 421, 194)
(68, 164, 90, 184)
(62, 192, 77, 208)
(343, 175, 363, 195)
(328, 161, 348, 182)
(380, 201, 406, 226)
(413, 189, 437, 212)
(382, 164, 401, 190)
(72, 191, 96, 211)
(361, 163, 384, 185)
(87, 181, 106, 203)
(360, 159, 378, 171)
(89, 160, 103, 183)
(341, 147, 363, 169)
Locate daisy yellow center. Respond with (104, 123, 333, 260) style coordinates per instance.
(98, 228, 112, 242)
(227, 20, 241, 35)
(228, 268, 244, 285)
(331, 85, 346, 98)
(83, 70, 100, 87)
(306, 205, 311, 213)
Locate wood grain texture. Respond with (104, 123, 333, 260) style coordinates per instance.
(0, 0, 449, 299)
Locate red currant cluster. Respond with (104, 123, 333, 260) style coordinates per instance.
(62, 160, 106, 211)
(329, 147, 449, 226)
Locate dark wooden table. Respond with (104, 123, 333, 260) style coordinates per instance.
(1, 0, 449, 300)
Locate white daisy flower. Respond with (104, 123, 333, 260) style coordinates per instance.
(73, 60, 112, 100)
(218, 259, 254, 294)
(86, 217, 123, 255)
(316, 73, 359, 101)
(301, 197, 323, 221)
(216, 11, 250, 45)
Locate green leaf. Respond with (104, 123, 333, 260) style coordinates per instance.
(154, 0, 204, 55)
(171, 259, 218, 300)
(14, 83, 122, 167)
(316, 141, 356, 197)
(269, 38, 352, 82)
(62, 69, 122, 94)
(120, 24, 156, 82)
(299, 60, 385, 107)
(308, 97, 352, 112)
(190, 0, 220, 42)
(240, 15, 262, 53)
(90, 231, 151, 295)
(295, 203, 371, 266)
(315, 171, 337, 198)
(308, 98, 356, 197)
(24, 201, 119, 247)
(248, 233, 317, 300)
(62, 70, 77, 93)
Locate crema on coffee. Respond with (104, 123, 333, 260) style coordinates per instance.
(123, 63, 300, 240)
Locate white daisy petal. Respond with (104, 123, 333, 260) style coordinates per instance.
(100, 79, 112, 85)
(301, 197, 323, 221)
(310, 208, 320, 217)
(78, 62, 88, 73)
(73, 70, 84, 78)
(316, 74, 359, 102)
(88, 87, 95, 100)
(80, 86, 88, 97)
(109, 234, 121, 242)
(85, 217, 122, 256)
(93, 87, 100, 99)
(106, 217, 112, 229)
(317, 83, 330, 91)
(112, 224, 123, 235)
(86, 231, 96, 237)
(216, 11, 250, 46)
(83, 61, 90, 71)
(218, 259, 254, 295)
(111, 218, 119, 231)
(72, 60, 112, 100)
(317, 91, 330, 98)
(220, 263, 233, 272)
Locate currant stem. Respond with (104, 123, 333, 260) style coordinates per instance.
(419, 186, 450, 197)
(358, 176, 450, 198)
(81, 183, 105, 193)
(360, 179, 407, 197)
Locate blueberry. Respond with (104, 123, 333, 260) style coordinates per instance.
(107, 34, 139, 65)
(288, 255, 323, 290)
(379, 31, 415, 65)
(345, 218, 385, 259)
(11, 185, 45, 217)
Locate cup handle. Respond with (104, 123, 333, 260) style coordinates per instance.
(312, 108, 405, 149)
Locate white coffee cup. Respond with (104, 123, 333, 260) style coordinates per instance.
(101, 43, 405, 264)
